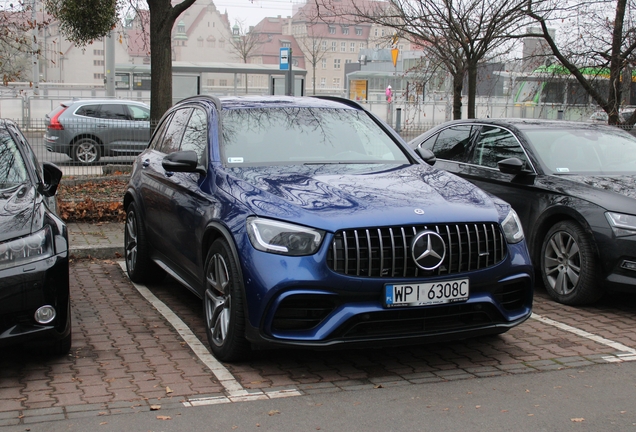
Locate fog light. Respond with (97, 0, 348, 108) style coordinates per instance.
(621, 260, 636, 272)
(34, 305, 56, 324)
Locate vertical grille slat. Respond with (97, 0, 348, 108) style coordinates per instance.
(328, 223, 506, 278)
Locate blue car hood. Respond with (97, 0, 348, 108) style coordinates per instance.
(223, 164, 501, 231)
(0, 184, 39, 243)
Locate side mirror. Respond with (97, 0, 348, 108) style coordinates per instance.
(497, 157, 525, 175)
(162, 150, 206, 175)
(40, 162, 63, 197)
(415, 147, 437, 166)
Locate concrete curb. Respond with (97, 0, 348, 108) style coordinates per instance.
(69, 245, 123, 260)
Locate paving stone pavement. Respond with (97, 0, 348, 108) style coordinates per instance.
(1, 223, 636, 426)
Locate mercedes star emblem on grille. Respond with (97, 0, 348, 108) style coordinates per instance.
(414, 209, 425, 215)
(411, 230, 446, 270)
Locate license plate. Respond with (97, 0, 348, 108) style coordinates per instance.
(385, 279, 469, 308)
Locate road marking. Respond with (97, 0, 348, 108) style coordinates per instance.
(117, 262, 302, 404)
(531, 312, 636, 363)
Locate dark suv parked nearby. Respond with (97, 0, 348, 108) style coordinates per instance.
(44, 99, 150, 165)
(124, 95, 534, 362)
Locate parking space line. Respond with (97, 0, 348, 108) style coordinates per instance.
(118, 262, 291, 401)
(531, 312, 636, 362)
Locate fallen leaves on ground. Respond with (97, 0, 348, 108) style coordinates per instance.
(56, 179, 127, 222)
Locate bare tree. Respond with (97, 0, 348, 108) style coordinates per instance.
(227, 22, 261, 94)
(45, 0, 197, 121)
(297, 29, 329, 95)
(525, 0, 636, 125)
(315, 0, 533, 119)
(0, 2, 49, 85)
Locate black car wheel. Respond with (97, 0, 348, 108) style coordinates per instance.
(541, 221, 603, 305)
(72, 138, 101, 164)
(125, 202, 164, 283)
(203, 239, 250, 362)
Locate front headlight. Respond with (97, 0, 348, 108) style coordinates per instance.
(0, 225, 54, 270)
(501, 209, 524, 244)
(606, 212, 636, 237)
(246, 217, 325, 256)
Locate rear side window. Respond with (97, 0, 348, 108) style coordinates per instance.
(99, 104, 130, 120)
(472, 126, 528, 168)
(75, 104, 100, 118)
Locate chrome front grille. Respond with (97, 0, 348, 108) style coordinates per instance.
(327, 223, 506, 278)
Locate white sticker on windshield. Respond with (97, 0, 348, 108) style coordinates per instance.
(556, 167, 570, 172)
(228, 157, 244, 163)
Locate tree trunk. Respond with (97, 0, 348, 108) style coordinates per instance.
(147, 0, 197, 123)
(452, 72, 463, 120)
(466, 63, 478, 119)
(313, 64, 317, 95)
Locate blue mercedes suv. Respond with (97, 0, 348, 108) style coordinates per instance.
(124, 95, 533, 361)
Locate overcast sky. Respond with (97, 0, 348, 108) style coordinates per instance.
(215, 0, 298, 28)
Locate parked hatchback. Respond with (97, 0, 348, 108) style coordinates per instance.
(124, 95, 534, 362)
(0, 119, 71, 355)
(44, 99, 150, 165)
(410, 119, 636, 305)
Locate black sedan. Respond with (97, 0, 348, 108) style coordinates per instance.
(0, 119, 71, 354)
(409, 119, 636, 305)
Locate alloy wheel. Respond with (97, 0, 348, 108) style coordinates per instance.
(205, 253, 231, 347)
(125, 210, 138, 274)
(543, 230, 581, 296)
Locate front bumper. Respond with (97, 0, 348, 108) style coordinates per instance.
(0, 253, 70, 347)
(240, 239, 534, 349)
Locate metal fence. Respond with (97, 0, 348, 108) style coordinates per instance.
(3, 94, 629, 177)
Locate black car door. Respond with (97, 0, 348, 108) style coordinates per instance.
(462, 125, 540, 235)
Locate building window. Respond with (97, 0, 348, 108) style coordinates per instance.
(342, 26, 349, 35)
(381, 29, 385, 36)
(219, 39, 225, 49)
(282, 41, 291, 47)
(321, 58, 327, 69)
(374, 28, 378, 37)
(345, 59, 352, 64)
(333, 77, 340, 89)
(331, 42, 336, 52)
(93, 49, 104, 56)
(328, 26, 336, 34)
(360, 42, 365, 49)
(94, 73, 104, 80)
(355, 27, 362, 36)
(322, 41, 327, 50)
(207, 79, 215, 86)
(220, 79, 227, 86)
(398, 44, 404, 50)
(320, 77, 326, 88)
(198, 37, 204, 47)
(350, 42, 356, 52)
(340, 42, 346, 52)
(93, 60, 104, 66)
(334, 58, 340, 69)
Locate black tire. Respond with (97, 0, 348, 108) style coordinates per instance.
(124, 202, 164, 283)
(72, 138, 101, 164)
(540, 220, 603, 305)
(203, 239, 250, 362)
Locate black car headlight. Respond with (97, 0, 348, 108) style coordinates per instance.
(501, 209, 524, 244)
(606, 212, 636, 237)
(247, 217, 325, 256)
(0, 225, 54, 270)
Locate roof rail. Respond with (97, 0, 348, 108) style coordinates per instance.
(311, 95, 364, 110)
